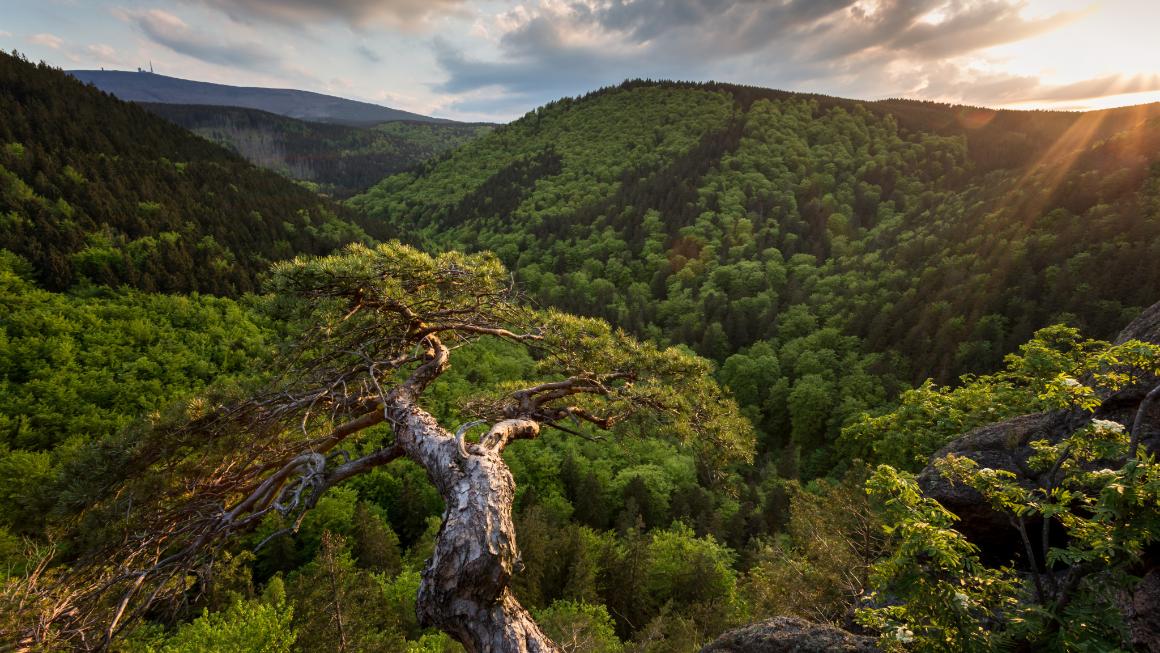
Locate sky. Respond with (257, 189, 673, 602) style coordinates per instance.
(3, 0, 1160, 122)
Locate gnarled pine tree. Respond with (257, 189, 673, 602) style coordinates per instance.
(22, 242, 751, 652)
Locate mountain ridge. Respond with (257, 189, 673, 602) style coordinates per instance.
(69, 69, 454, 127)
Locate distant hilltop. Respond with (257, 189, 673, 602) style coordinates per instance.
(69, 69, 453, 127)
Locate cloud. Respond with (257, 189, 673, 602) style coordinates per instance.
(83, 43, 134, 67)
(129, 9, 280, 69)
(913, 65, 1160, 106)
(878, 1, 1082, 59)
(1025, 74, 1160, 103)
(434, 0, 1085, 113)
(354, 44, 382, 63)
(434, 34, 626, 96)
(28, 33, 64, 49)
(180, 0, 466, 30)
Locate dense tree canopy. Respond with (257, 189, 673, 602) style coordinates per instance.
(352, 81, 1160, 471)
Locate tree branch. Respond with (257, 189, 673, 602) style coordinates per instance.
(454, 421, 487, 461)
(415, 324, 543, 342)
(480, 419, 541, 452)
(1011, 515, 1046, 604)
(401, 335, 451, 397)
(543, 420, 606, 442)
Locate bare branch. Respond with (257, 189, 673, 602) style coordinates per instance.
(325, 445, 405, 487)
(415, 323, 543, 342)
(480, 419, 541, 452)
(253, 528, 294, 553)
(454, 421, 487, 461)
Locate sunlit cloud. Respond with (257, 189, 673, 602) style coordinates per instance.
(83, 43, 134, 68)
(28, 33, 64, 49)
(179, 0, 468, 30)
(908, 63, 1160, 107)
(1022, 74, 1160, 103)
(867, 1, 1086, 59)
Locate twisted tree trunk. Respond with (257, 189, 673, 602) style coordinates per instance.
(388, 395, 560, 653)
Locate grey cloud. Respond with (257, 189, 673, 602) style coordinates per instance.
(884, 1, 1082, 59)
(435, 0, 1082, 114)
(355, 44, 382, 63)
(599, 0, 854, 47)
(133, 10, 279, 69)
(182, 0, 465, 29)
(443, 90, 558, 118)
(434, 36, 626, 97)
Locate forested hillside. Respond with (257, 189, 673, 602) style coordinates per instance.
(352, 80, 1160, 473)
(0, 52, 374, 294)
(142, 103, 491, 197)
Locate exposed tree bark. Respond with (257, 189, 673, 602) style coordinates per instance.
(387, 390, 561, 653)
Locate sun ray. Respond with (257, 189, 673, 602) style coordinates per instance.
(962, 108, 1111, 328)
(1014, 110, 1110, 219)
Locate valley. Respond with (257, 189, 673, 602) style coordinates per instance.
(2, 50, 1159, 653)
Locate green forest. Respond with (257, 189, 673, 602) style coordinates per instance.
(3, 51, 1160, 653)
(0, 53, 378, 295)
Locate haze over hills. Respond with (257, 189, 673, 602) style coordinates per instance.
(69, 69, 452, 127)
(140, 102, 493, 198)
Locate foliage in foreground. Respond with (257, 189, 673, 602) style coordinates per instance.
(0, 242, 756, 650)
(858, 331, 1160, 651)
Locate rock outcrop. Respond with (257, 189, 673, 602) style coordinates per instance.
(700, 617, 879, 653)
(1129, 569, 1160, 652)
(916, 411, 1078, 561)
(1115, 301, 1160, 345)
(917, 302, 1160, 553)
(709, 305, 1160, 653)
